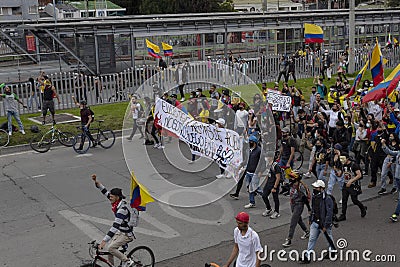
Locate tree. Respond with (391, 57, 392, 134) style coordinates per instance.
(112, 0, 142, 15)
(139, 0, 233, 14)
(387, 0, 400, 7)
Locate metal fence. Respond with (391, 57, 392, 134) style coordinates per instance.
(1, 47, 399, 117)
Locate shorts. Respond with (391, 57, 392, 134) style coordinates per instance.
(42, 100, 55, 115)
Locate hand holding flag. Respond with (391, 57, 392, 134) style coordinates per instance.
(130, 170, 154, 211)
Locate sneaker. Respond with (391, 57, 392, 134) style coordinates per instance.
(361, 206, 367, 218)
(92, 141, 97, 148)
(391, 188, 398, 194)
(300, 231, 310, 240)
(339, 199, 342, 204)
(363, 171, 368, 175)
(188, 160, 194, 164)
(216, 174, 225, 179)
(391, 214, 398, 222)
(153, 143, 160, 148)
(270, 211, 280, 219)
(368, 182, 376, 188)
(158, 145, 165, 149)
(126, 137, 132, 141)
(378, 188, 387, 195)
(8, 131, 12, 136)
(52, 120, 56, 125)
(229, 193, 239, 200)
(337, 214, 346, 221)
(139, 135, 144, 139)
(262, 209, 273, 217)
(244, 203, 256, 209)
(282, 238, 292, 247)
(20, 130, 25, 135)
(304, 171, 311, 178)
(42, 120, 46, 125)
(121, 259, 134, 267)
(180, 98, 185, 102)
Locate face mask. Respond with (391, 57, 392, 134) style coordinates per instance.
(295, 92, 299, 96)
(366, 123, 371, 128)
(313, 189, 321, 195)
(315, 145, 321, 149)
(389, 137, 394, 141)
(196, 92, 200, 96)
(5, 91, 11, 95)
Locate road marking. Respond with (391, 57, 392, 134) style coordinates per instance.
(31, 174, 46, 179)
(59, 209, 180, 239)
(76, 153, 93, 157)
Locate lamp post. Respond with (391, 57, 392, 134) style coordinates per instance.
(348, 0, 355, 74)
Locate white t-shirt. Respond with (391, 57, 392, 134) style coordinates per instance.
(234, 227, 263, 267)
(131, 102, 141, 119)
(235, 109, 249, 128)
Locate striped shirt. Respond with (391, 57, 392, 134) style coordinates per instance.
(98, 184, 133, 242)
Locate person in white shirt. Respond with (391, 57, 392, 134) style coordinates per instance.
(319, 103, 343, 137)
(223, 212, 263, 267)
(127, 95, 144, 141)
(368, 100, 383, 121)
(234, 103, 249, 136)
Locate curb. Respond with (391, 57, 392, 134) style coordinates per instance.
(0, 129, 124, 155)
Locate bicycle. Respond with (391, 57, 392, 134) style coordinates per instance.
(82, 240, 155, 267)
(73, 120, 115, 154)
(274, 149, 303, 171)
(29, 124, 75, 153)
(0, 129, 9, 147)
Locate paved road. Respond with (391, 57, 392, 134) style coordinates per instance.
(0, 134, 399, 266)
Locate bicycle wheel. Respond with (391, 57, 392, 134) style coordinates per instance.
(58, 131, 76, 147)
(0, 129, 9, 147)
(127, 246, 155, 267)
(293, 151, 303, 170)
(30, 133, 52, 153)
(73, 133, 91, 154)
(98, 129, 115, 149)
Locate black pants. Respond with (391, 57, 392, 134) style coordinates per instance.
(288, 203, 308, 239)
(288, 72, 297, 83)
(277, 71, 288, 83)
(178, 84, 185, 99)
(262, 183, 280, 213)
(341, 187, 365, 216)
(129, 119, 144, 139)
(233, 172, 246, 196)
(151, 124, 160, 144)
(370, 155, 384, 183)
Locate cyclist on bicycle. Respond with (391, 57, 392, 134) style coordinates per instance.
(279, 127, 296, 169)
(72, 97, 96, 149)
(91, 174, 134, 267)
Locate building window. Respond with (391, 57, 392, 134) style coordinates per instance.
(29, 5, 38, 14)
(64, 13, 73, 18)
(12, 7, 22, 16)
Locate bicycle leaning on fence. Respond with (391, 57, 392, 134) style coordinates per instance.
(81, 240, 155, 267)
(29, 123, 75, 153)
(73, 120, 116, 154)
(0, 129, 10, 147)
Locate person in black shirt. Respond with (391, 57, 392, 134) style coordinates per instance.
(42, 77, 60, 125)
(261, 152, 281, 219)
(72, 97, 96, 149)
(279, 127, 296, 169)
(337, 153, 367, 221)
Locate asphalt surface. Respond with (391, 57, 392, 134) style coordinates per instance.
(1, 134, 399, 267)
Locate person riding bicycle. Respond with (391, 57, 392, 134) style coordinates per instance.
(72, 96, 96, 149)
(91, 174, 134, 267)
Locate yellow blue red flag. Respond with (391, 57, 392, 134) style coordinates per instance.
(347, 60, 369, 98)
(130, 170, 154, 211)
(304, 23, 324, 44)
(162, 42, 173, 57)
(370, 38, 384, 86)
(146, 39, 161, 59)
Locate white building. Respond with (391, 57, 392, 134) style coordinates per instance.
(0, 0, 39, 21)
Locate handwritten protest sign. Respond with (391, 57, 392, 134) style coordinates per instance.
(267, 93, 291, 112)
(154, 98, 243, 175)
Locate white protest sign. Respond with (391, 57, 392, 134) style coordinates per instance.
(267, 93, 292, 112)
(154, 99, 243, 169)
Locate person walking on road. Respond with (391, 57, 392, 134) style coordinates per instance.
(0, 85, 27, 136)
(72, 96, 96, 149)
(301, 180, 335, 264)
(337, 152, 367, 222)
(261, 152, 281, 219)
(282, 171, 311, 247)
(223, 212, 263, 267)
(127, 95, 144, 141)
(91, 174, 135, 267)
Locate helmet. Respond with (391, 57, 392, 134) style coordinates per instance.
(80, 100, 87, 105)
(288, 170, 301, 180)
(249, 135, 258, 143)
(30, 125, 39, 133)
(235, 212, 249, 223)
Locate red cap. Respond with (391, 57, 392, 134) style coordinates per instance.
(235, 212, 250, 223)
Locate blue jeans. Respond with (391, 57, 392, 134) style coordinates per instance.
(316, 163, 326, 182)
(28, 91, 40, 109)
(394, 179, 400, 215)
(279, 158, 293, 169)
(305, 222, 334, 259)
(245, 172, 261, 204)
(380, 157, 396, 190)
(7, 110, 24, 133)
(327, 169, 344, 195)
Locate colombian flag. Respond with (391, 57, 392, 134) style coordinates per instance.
(304, 23, 324, 44)
(162, 42, 173, 57)
(130, 170, 154, 211)
(370, 39, 384, 86)
(362, 64, 400, 103)
(146, 39, 161, 58)
(347, 60, 369, 98)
